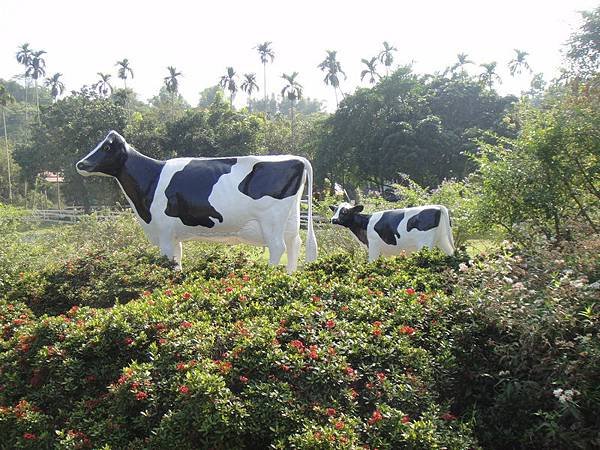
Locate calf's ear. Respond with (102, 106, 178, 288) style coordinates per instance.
(351, 205, 364, 213)
(329, 205, 337, 212)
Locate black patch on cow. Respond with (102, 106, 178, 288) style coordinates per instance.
(116, 151, 165, 224)
(347, 214, 370, 247)
(374, 211, 405, 245)
(238, 160, 304, 200)
(164, 158, 237, 227)
(407, 208, 441, 232)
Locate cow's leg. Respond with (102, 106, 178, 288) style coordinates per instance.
(368, 243, 380, 262)
(159, 237, 183, 270)
(284, 233, 301, 274)
(261, 221, 287, 268)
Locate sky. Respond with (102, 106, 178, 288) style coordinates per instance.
(1, 0, 598, 112)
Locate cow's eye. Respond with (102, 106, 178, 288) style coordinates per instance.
(103, 145, 111, 151)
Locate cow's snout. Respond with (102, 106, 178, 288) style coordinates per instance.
(331, 218, 339, 225)
(76, 160, 93, 174)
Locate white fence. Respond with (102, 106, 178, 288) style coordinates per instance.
(28, 205, 329, 228)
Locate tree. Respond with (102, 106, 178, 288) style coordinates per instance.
(198, 85, 224, 109)
(281, 72, 303, 151)
(451, 53, 474, 76)
(219, 67, 238, 107)
(255, 42, 275, 104)
(479, 62, 502, 89)
(508, 49, 532, 77)
(115, 58, 134, 89)
(360, 57, 380, 84)
(14, 89, 127, 211)
(566, 6, 600, 79)
(26, 50, 46, 123)
(44, 73, 65, 102)
(378, 41, 397, 75)
(94, 73, 113, 97)
(15, 43, 32, 121)
(0, 85, 15, 202)
(318, 50, 346, 107)
(164, 66, 183, 118)
(240, 73, 259, 107)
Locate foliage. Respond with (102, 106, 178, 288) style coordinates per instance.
(566, 6, 600, 79)
(472, 90, 600, 239)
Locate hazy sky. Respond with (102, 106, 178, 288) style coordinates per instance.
(1, 0, 597, 111)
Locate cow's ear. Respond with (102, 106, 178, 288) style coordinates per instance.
(329, 205, 337, 212)
(351, 205, 364, 213)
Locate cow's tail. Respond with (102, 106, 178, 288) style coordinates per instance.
(440, 205, 455, 256)
(302, 158, 318, 263)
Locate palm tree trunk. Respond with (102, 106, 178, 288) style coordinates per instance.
(24, 77, 29, 122)
(291, 101, 295, 151)
(35, 79, 41, 124)
(3, 108, 12, 202)
(334, 88, 338, 108)
(263, 63, 267, 103)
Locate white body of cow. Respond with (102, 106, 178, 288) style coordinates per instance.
(76, 131, 317, 273)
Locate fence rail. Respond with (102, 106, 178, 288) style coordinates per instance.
(27, 207, 329, 228)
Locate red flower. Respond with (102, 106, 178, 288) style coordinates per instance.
(180, 321, 193, 329)
(181, 292, 191, 300)
(225, 287, 233, 293)
(311, 295, 321, 304)
(176, 362, 187, 371)
(326, 407, 336, 416)
(368, 409, 383, 425)
(239, 375, 249, 383)
(399, 325, 416, 335)
(325, 319, 336, 329)
(238, 295, 248, 302)
(334, 421, 345, 430)
(345, 366, 355, 377)
(290, 340, 305, 352)
(242, 274, 250, 282)
(136, 391, 148, 401)
(309, 345, 319, 359)
(376, 372, 386, 381)
(179, 385, 190, 395)
(142, 290, 151, 297)
(280, 364, 290, 372)
(441, 412, 457, 421)
(372, 328, 382, 336)
(405, 288, 416, 295)
(350, 388, 359, 399)
(373, 321, 382, 327)
(328, 346, 336, 356)
(123, 337, 134, 346)
(401, 415, 410, 423)
(164, 289, 173, 296)
(341, 305, 349, 312)
(158, 338, 167, 345)
(23, 432, 37, 440)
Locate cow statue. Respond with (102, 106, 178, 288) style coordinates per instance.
(76, 131, 317, 273)
(330, 202, 454, 261)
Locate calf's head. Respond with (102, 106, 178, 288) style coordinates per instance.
(329, 203, 364, 227)
(76, 130, 128, 177)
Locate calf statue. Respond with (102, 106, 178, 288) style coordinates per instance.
(76, 131, 317, 273)
(330, 202, 454, 261)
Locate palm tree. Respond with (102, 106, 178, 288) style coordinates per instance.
(318, 50, 346, 107)
(16, 43, 32, 121)
(451, 53, 474, 75)
(44, 73, 65, 102)
(94, 73, 113, 97)
(241, 73, 259, 107)
(378, 41, 397, 75)
(26, 50, 46, 123)
(115, 58, 134, 89)
(360, 57, 380, 84)
(281, 72, 303, 150)
(255, 42, 275, 104)
(219, 67, 238, 107)
(508, 49, 532, 76)
(479, 62, 502, 89)
(164, 66, 183, 118)
(0, 85, 15, 202)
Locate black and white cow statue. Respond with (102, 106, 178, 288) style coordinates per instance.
(330, 202, 454, 261)
(76, 131, 317, 273)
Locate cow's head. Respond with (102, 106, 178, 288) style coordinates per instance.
(76, 131, 128, 177)
(329, 202, 364, 227)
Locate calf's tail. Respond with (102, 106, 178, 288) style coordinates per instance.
(440, 205, 455, 255)
(302, 158, 318, 262)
